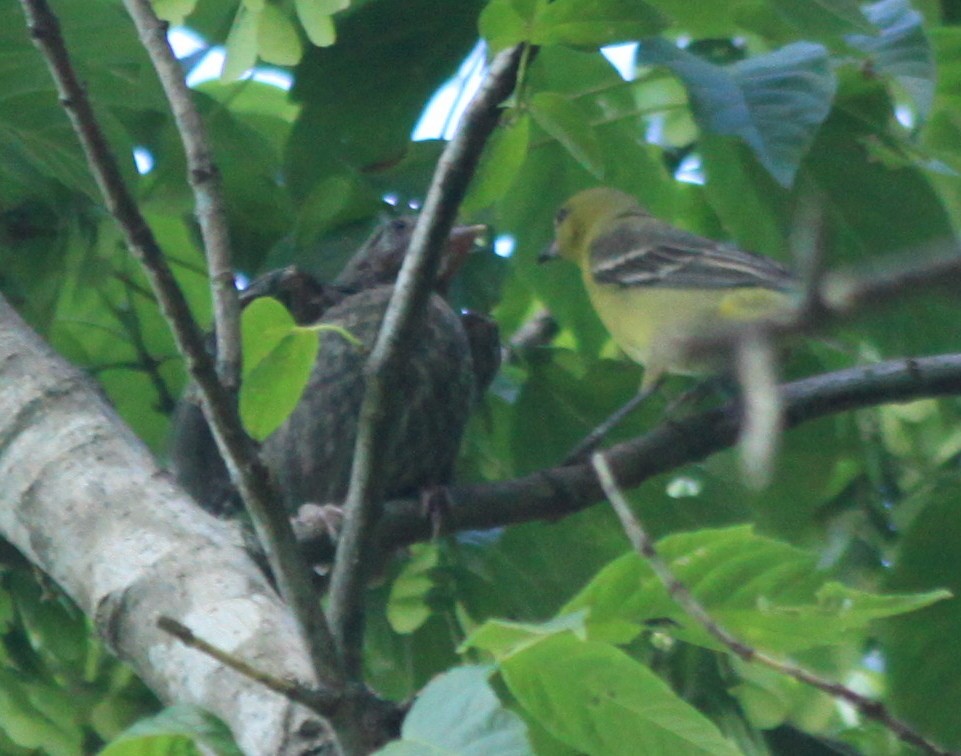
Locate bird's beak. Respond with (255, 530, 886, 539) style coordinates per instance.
(538, 240, 560, 263)
(438, 223, 488, 285)
(448, 224, 487, 259)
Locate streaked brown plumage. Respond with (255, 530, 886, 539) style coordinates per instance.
(169, 216, 497, 515)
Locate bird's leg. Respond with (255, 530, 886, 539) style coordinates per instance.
(292, 502, 345, 543)
(661, 375, 729, 418)
(563, 377, 665, 465)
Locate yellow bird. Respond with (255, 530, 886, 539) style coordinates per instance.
(541, 187, 797, 392)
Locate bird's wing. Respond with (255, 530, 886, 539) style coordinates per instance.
(590, 214, 796, 292)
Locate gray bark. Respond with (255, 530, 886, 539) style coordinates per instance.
(0, 295, 327, 755)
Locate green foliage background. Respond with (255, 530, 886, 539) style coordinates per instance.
(3, 0, 961, 752)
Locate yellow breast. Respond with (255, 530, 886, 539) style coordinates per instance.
(582, 265, 791, 386)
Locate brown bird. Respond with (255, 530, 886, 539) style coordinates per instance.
(168, 216, 498, 517)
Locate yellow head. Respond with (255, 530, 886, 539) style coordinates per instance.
(547, 187, 644, 264)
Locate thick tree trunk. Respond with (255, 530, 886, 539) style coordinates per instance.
(0, 295, 329, 755)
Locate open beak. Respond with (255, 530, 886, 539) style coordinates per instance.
(438, 223, 488, 284)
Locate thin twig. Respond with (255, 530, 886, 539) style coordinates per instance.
(563, 377, 663, 465)
(120, 0, 241, 389)
(591, 453, 950, 756)
(327, 44, 525, 680)
(790, 183, 829, 319)
(158, 616, 339, 714)
(18, 0, 344, 706)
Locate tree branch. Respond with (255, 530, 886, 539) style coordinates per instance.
(158, 616, 338, 713)
(0, 296, 328, 754)
(327, 44, 524, 680)
(17, 0, 345, 727)
(360, 353, 961, 550)
(592, 453, 950, 756)
(120, 0, 241, 388)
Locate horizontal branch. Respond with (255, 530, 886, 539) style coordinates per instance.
(366, 353, 961, 549)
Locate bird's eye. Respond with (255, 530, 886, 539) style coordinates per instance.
(554, 207, 570, 226)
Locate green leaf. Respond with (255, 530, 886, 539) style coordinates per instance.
(815, 581, 950, 626)
(462, 612, 591, 659)
(636, 0, 739, 36)
(0, 669, 82, 754)
(638, 39, 836, 187)
(151, 0, 198, 24)
(462, 113, 531, 213)
(101, 704, 242, 756)
(387, 544, 440, 635)
(501, 634, 740, 756)
(563, 526, 949, 654)
(768, 0, 875, 37)
(295, 0, 337, 46)
(728, 662, 796, 730)
(9, 575, 87, 671)
(700, 134, 792, 257)
(319, 0, 350, 11)
(529, 92, 604, 178)
(286, 0, 484, 198)
(257, 5, 304, 66)
(239, 298, 321, 440)
(479, 0, 541, 52)
(846, 0, 935, 120)
(222, 5, 260, 82)
(241, 297, 297, 376)
(881, 481, 961, 750)
(376, 666, 532, 755)
(531, 0, 668, 48)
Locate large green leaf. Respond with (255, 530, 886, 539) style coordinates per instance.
(285, 0, 485, 199)
(528, 92, 604, 178)
(501, 633, 740, 756)
(462, 112, 531, 213)
(638, 39, 836, 187)
(563, 526, 948, 653)
(0, 0, 162, 198)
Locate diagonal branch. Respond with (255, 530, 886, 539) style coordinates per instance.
(593, 453, 950, 756)
(158, 616, 338, 713)
(18, 0, 344, 714)
(121, 0, 241, 388)
(327, 44, 525, 679)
